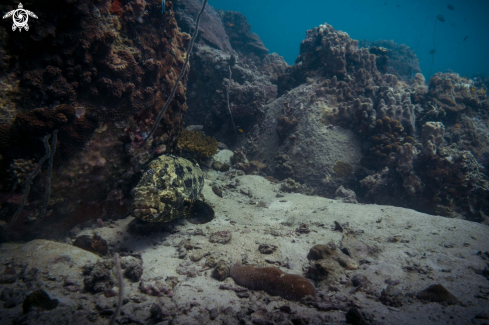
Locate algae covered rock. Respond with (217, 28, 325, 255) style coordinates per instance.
(132, 155, 205, 223)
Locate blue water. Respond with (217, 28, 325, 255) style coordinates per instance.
(208, 0, 489, 78)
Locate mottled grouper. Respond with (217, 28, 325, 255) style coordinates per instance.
(132, 155, 204, 223)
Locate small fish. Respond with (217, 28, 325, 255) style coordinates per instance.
(436, 14, 445, 22)
(162, 0, 166, 14)
(238, 129, 244, 133)
(429, 49, 436, 54)
(396, 4, 401, 7)
(463, 36, 468, 41)
(447, 4, 454, 10)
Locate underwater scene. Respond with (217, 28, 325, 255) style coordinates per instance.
(0, 0, 488, 324)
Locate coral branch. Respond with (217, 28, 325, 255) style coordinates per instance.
(144, 0, 208, 142)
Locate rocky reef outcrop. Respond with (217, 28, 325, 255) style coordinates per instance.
(220, 11, 269, 59)
(1, 0, 488, 242)
(277, 24, 381, 95)
(233, 23, 489, 221)
(174, 0, 232, 52)
(175, 0, 288, 145)
(0, 0, 191, 239)
(359, 39, 421, 80)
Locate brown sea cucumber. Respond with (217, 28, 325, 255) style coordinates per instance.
(229, 264, 315, 301)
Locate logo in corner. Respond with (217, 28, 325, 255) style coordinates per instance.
(2, 3, 38, 32)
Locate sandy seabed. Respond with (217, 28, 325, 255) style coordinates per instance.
(0, 170, 488, 325)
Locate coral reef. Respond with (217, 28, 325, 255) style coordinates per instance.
(182, 44, 287, 145)
(83, 260, 115, 293)
(175, 2, 288, 145)
(276, 114, 299, 140)
(178, 129, 218, 159)
(377, 85, 416, 134)
(0, 73, 20, 124)
(415, 148, 489, 219)
(0, 0, 191, 238)
(1, 104, 97, 168)
(174, 0, 232, 52)
(426, 73, 479, 112)
(334, 185, 358, 203)
(224, 78, 268, 123)
(421, 122, 445, 156)
(220, 11, 268, 59)
(278, 23, 380, 94)
(333, 161, 354, 179)
(359, 39, 421, 80)
(232, 21, 489, 219)
(395, 143, 423, 195)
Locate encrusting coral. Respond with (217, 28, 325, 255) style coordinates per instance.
(376, 84, 416, 134)
(178, 129, 218, 159)
(427, 73, 481, 112)
(233, 20, 489, 220)
(421, 122, 445, 156)
(359, 39, 421, 80)
(0, 0, 192, 239)
(175, 2, 288, 145)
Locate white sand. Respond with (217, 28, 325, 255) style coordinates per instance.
(1, 172, 488, 324)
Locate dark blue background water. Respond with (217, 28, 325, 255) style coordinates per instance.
(208, 0, 489, 79)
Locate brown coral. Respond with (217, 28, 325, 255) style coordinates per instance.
(0, 0, 191, 239)
(277, 114, 298, 140)
(278, 23, 381, 94)
(427, 73, 481, 112)
(178, 130, 218, 159)
(1, 104, 97, 167)
(360, 39, 421, 79)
